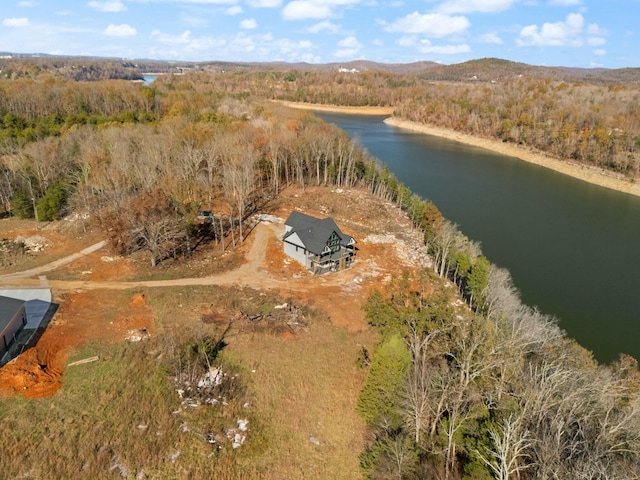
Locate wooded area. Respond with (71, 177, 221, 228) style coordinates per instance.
(0, 74, 407, 266)
(1, 62, 639, 479)
(197, 67, 640, 179)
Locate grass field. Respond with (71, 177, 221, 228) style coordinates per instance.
(0, 285, 375, 479)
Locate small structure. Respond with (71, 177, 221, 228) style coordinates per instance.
(283, 211, 356, 274)
(0, 295, 27, 358)
(0, 288, 54, 365)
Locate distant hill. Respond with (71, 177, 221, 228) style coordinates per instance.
(413, 57, 640, 84)
(1, 53, 639, 84)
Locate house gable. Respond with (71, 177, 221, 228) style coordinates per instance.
(283, 211, 356, 273)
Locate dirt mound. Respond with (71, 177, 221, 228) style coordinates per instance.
(0, 330, 68, 398)
(130, 292, 146, 306)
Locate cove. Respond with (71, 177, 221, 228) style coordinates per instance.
(316, 112, 640, 365)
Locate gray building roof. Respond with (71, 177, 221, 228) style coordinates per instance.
(0, 295, 25, 333)
(0, 289, 52, 329)
(284, 211, 354, 256)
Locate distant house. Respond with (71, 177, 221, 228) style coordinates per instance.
(283, 211, 356, 274)
(0, 295, 27, 358)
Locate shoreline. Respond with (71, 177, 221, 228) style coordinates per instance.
(279, 101, 640, 198)
(277, 101, 394, 116)
(385, 118, 640, 198)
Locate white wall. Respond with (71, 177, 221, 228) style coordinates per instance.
(284, 242, 309, 267)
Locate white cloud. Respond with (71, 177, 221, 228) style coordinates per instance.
(3, 17, 29, 27)
(517, 13, 585, 47)
(306, 20, 340, 33)
(593, 48, 605, 56)
(151, 30, 193, 45)
(18, 1, 37, 6)
(587, 23, 607, 37)
(333, 35, 362, 58)
(386, 12, 470, 37)
(88, 1, 127, 12)
(226, 6, 243, 14)
(479, 32, 503, 44)
(168, 0, 239, 3)
(247, 0, 282, 6)
(417, 39, 471, 54)
(338, 35, 361, 48)
(548, 0, 582, 5)
(282, 1, 332, 19)
(240, 18, 258, 29)
(438, 0, 513, 14)
(104, 23, 137, 36)
(149, 29, 226, 53)
(282, 0, 360, 20)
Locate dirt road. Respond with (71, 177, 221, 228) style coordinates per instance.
(0, 220, 385, 330)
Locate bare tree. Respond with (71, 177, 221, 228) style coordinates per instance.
(476, 414, 532, 480)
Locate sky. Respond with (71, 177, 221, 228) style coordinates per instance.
(1, 0, 638, 68)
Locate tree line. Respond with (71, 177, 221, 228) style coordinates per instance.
(356, 207, 640, 478)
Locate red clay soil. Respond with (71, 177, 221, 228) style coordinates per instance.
(0, 291, 154, 399)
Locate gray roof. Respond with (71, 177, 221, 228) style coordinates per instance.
(0, 289, 52, 329)
(0, 295, 25, 334)
(284, 211, 354, 256)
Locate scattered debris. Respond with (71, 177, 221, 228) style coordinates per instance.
(310, 436, 321, 446)
(240, 302, 308, 333)
(197, 367, 223, 389)
(125, 328, 150, 342)
(237, 419, 249, 431)
(364, 233, 395, 244)
(166, 451, 180, 463)
(226, 418, 249, 449)
(253, 213, 282, 224)
(109, 454, 129, 478)
(15, 235, 48, 252)
(67, 356, 99, 367)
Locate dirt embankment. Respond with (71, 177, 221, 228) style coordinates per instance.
(277, 101, 394, 116)
(385, 117, 640, 198)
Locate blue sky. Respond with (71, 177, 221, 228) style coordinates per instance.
(1, 0, 638, 68)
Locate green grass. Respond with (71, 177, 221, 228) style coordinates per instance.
(0, 285, 375, 479)
(0, 335, 263, 479)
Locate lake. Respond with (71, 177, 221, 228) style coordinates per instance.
(316, 112, 640, 365)
(142, 75, 157, 86)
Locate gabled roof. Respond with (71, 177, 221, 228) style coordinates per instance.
(284, 211, 354, 256)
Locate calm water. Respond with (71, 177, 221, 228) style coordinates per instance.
(317, 112, 640, 365)
(142, 75, 157, 86)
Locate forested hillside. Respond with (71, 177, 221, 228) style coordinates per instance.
(0, 73, 409, 267)
(1, 66, 639, 479)
(187, 66, 640, 180)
